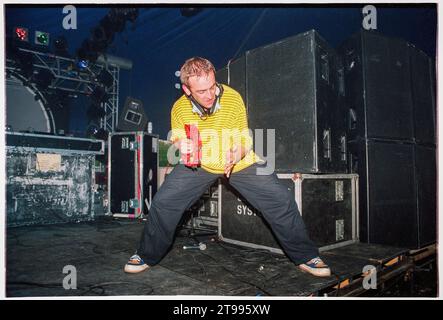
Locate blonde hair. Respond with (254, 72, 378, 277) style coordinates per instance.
(180, 57, 215, 85)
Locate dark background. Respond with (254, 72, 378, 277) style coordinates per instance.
(4, 4, 437, 139)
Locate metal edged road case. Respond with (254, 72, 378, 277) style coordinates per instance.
(108, 132, 158, 218)
(218, 173, 359, 254)
(6, 132, 105, 227)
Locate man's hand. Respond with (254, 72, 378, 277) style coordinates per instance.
(224, 145, 243, 178)
(175, 139, 198, 167)
(176, 138, 195, 155)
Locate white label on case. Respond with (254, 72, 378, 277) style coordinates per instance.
(152, 138, 158, 153)
(335, 180, 344, 201)
(336, 219, 345, 241)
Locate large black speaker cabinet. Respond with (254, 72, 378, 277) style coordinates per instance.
(349, 139, 436, 249)
(216, 56, 247, 106)
(414, 144, 437, 247)
(245, 30, 347, 173)
(408, 44, 436, 145)
(339, 30, 415, 142)
(117, 97, 148, 132)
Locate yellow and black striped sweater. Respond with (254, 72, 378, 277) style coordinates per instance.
(169, 84, 260, 174)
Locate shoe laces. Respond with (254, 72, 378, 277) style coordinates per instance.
(129, 254, 142, 262)
(309, 257, 323, 265)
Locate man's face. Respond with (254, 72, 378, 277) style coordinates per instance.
(182, 71, 217, 109)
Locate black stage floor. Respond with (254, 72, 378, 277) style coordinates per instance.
(5, 218, 433, 297)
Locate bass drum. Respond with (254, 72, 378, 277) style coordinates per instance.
(5, 72, 56, 134)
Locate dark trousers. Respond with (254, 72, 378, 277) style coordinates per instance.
(137, 163, 319, 265)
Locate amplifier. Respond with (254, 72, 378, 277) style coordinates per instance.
(218, 173, 359, 253)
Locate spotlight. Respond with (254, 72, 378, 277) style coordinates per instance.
(97, 69, 114, 88)
(35, 31, 50, 46)
(54, 36, 69, 56)
(15, 27, 29, 42)
(77, 59, 89, 70)
(86, 123, 100, 138)
(86, 123, 109, 140)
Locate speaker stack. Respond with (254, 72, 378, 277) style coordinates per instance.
(216, 30, 358, 253)
(339, 30, 436, 249)
(216, 29, 436, 250)
(218, 30, 348, 174)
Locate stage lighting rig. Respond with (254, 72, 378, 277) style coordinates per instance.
(54, 36, 69, 56)
(34, 68, 55, 90)
(107, 8, 139, 32)
(90, 85, 109, 105)
(15, 27, 29, 42)
(76, 39, 99, 64)
(75, 8, 139, 72)
(76, 59, 89, 71)
(35, 31, 50, 46)
(97, 69, 114, 88)
(91, 25, 109, 51)
(16, 50, 34, 78)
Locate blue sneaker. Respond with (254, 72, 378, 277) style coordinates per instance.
(124, 254, 150, 274)
(299, 257, 331, 277)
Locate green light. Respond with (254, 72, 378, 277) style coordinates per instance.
(35, 31, 50, 46)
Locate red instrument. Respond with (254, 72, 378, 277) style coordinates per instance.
(183, 124, 202, 168)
